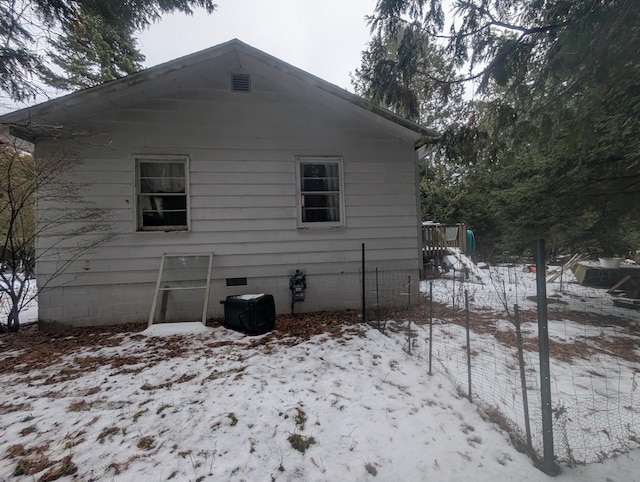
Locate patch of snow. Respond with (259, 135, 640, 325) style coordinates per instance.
(231, 293, 267, 301)
(143, 321, 211, 336)
(446, 247, 488, 283)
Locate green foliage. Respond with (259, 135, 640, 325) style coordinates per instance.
(364, 0, 640, 257)
(45, 10, 145, 90)
(353, 23, 468, 128)
(1, 0, 217, 101)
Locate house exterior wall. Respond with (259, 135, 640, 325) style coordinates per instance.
(34, 58, 422, 327)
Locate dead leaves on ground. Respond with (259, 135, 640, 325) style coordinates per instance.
(0, 312, 364, 481)
(408, 300, 640, 364)
(6, 443, 77, 481)
(0, 311, 365, 387)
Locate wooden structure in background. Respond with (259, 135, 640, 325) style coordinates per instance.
(422, 223, 467, 257)
(422, 223, 468, 278)
(572, 262, 640, 299)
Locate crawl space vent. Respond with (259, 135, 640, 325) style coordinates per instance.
(231, 73, 251, 92)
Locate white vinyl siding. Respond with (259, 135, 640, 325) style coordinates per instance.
(136, 156, 189, 231)
(33, 48, 423, 326)
(296, 157, 344, 228)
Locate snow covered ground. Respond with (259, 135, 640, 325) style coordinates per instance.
(0, 262, 639, 480)
(0, 278, 38, 328)
(446, 259, 640, 322)
(411, 260, 640, 466)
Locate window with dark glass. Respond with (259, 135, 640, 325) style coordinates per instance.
(136, 158, 188, 231)
(298, 158, 342, 226)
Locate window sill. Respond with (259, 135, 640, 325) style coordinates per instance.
(136, 228, 190, 233)
(297, 224, 344, 229)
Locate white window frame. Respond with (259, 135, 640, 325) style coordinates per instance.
(135, 155, 190, 232)
(295, 156, 345, 228)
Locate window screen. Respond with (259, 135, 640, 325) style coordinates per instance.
(297, 158, 343, 226)
(137, 158, 188, 231)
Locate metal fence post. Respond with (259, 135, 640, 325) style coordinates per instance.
(535, 239, 559, 474)
(361, 243, 366, 323)
(428, 281, 433, 375)
(465, 289, 472, 403)
(514, 304, 533, 454)
(375, 267, 380, 326)
(452, 267, 456, 315)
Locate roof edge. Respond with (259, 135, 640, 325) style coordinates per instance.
(231, 41, 437, 138)
(0, 39, 438, 140)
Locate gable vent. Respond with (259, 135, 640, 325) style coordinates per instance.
(231, 73, 251, 92)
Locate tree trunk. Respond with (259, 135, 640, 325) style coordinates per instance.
(7, 304, 20, 332)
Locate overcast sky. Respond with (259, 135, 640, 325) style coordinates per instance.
(0, 1, 377, 114)
(138, 0, 378, 92)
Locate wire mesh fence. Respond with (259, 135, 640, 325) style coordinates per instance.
(362, 267, 417, 329)
(364, 264, 640, 467)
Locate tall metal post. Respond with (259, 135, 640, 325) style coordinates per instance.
(465, 290, 472, 403)
(535, 239, 559, 474)
(361, 243, 366, 323)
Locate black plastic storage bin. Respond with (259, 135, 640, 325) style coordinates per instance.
(222, 294, 276, 335)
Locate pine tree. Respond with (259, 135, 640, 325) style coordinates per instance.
(361, 0, 640, 256)
(1, 0, 217, 101)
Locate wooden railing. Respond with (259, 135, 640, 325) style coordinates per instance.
(422, 223, 467, 256)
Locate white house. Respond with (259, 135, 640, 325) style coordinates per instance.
(0, 39, 434, 328)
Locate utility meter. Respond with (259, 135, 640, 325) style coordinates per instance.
(289, 270, 306, 302)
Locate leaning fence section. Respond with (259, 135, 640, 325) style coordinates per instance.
(374, 265, 640, 467)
